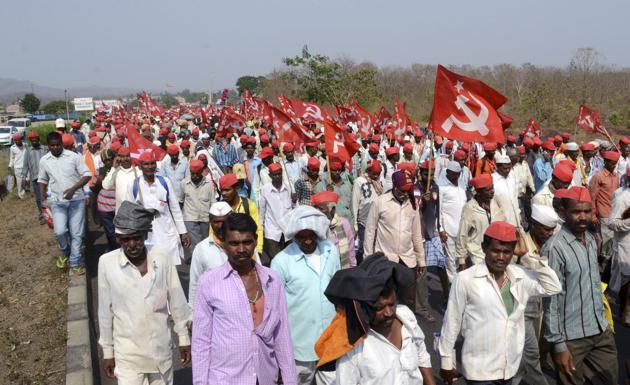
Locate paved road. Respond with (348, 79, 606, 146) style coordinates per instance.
(85, 217, 630, 384)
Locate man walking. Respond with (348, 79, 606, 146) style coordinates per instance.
(21, 130, 47, 222)
(9, 132, 27, 199)
(259, 163, 294, 264)
(192, 214, 297, 385)
(439, 221, 561, 384)
(543, 186, 618, 385)
(98, 201, 191, 385)
(38, 131, 91, 274)
(271, 206, 340, 384)
(351, 159, 383, 264)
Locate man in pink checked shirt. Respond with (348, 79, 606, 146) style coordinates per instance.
(192, 213, 297, 385)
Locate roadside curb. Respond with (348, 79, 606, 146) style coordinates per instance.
(66, 273, 94, 385)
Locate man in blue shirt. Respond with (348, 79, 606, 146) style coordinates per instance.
(534, 141, 556, 192)
(160, 145, 190, 199)
(213, 132, 238, 173)
(271, 206, 340, 385)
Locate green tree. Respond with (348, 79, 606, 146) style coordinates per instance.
(41, 100, 67, 114)
(20, 93, 40, 114)
(158, 93, 178, 108)
(235, 76, 266, 95)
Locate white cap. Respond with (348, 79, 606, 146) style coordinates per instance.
(152, 140, 161, 146)
(55, 118, 65, 128)
(531, 204, 559, 228)
(201, 133, 210, 139)
(566, 142, 579, 151)
(209, 201, 232, 216)
(496, 154, 511, 164)
(446, 161, 462, 173)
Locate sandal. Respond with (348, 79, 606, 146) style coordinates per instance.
(71, 266, 85, 276)
(55, 256, 69, 269)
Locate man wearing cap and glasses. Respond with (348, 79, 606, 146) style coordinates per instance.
(439, 221, 561, 385)
(543, 186, 618, 384)
(98, 200, 191, 385)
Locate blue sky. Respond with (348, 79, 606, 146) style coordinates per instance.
(3, 0, 629, 90)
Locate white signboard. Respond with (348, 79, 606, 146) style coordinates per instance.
(94, 99, 121, 108)
(73, 97, 94, 112)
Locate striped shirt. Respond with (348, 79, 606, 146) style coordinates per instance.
(213, 143, 238, 169)
(542, 225, 608, 353)
(294, 177, 319, 206)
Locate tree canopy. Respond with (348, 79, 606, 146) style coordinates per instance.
(20, 93, 40, 114)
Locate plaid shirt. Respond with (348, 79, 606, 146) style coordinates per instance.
(295, 177, 319, 206)
(213, 143, 237, 169)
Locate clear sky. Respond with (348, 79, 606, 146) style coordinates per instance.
(3, 0, 629, 91)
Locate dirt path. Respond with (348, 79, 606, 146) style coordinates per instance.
(0, 153, 67, 385)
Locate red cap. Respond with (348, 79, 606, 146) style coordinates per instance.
(192, 128, 200, 135)
(454, 150, 466, 160)
(519, 130, 526, 136)
(372, 134, 382, 142)
(311, 191, 340, 206)
(368, 143, 379, 152)
(283, 143, 294, 152)
(259, 147, 275, 159)
(180, 140, 190, 148)
(159, 128, 168, 135)
(111, 136, 120, 143)
(542, 141, 557, 151)
(397, 162, 416, 173)
(139, 151, 155, 162)
(554, 188, 569, 198)
(167, 132, 176, 139)
(189, 159, 204, 173)
(419, 160, 435, 170)
(564, 186, 592, 203)
(385, 147, 399, 156)
(88, 136, 100, 144)
(167, 145, 179, 155)
(260, 135, 269, 143)
(620, 136, 630, 145)
(27, 131, 38, 139)
(557, 159, 577, 171)
(88, 130, 97, 138)
(523, 137, 534, 148)
(366, 159, 382, 173)
(117, 146, 130, 155)
(553, 164, 574, 183)
(506, 135, 516, 143)
(554, 135, 562, 142)
(561, 132, 571, 139)
(259, 128, 267, 136)
(460, 143, 470, 152)
(246, 137, 257, 144)
(470, 174, 493, 189)
(306, 140, 319, 148)
(62, 134, 74, 146)
(403, 143, 413, 153)
(307, 157, 321, 171)
(12, 133, 23, 141)
(533, 137, 543, 146)
(516, 145, 525, 154)
(483, 142, 497, 151)
(239, 134, 248, 143)
(434, 135, 443, 145)
(603, 151, 620, 161)
(219, 173, 238, 189)
(268, 162, 282, 173)
(271, 140, 279, 148)
(580, 143, 595, 151)
(484, 221, 517, 242)
(329, 160, 344, 171)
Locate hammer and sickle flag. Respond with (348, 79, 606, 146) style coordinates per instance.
(429, 65, 508, 143)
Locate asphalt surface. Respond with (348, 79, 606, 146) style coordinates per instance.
(85, 214, 630, 384)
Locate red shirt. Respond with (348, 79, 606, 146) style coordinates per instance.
(588, 168, 619, 220)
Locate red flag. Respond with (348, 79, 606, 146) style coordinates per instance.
(127, 124, 166, 164)
(391, 98, 411, 142)
(429, 65, 507, 143)
(254, 97, 273, 127)
(335, 103, 373, 136)
(277, 95, 298, 120)
(525, 117, 542, 136)
(375, 106, 391, 131)
(269, 104, 313, 149)
(200, 107, 209, 124)
(218, 107, 246, 135)
(577, 105, 607, 135)
(498, 111, 513, 130)
(335, 105, 359, 125)
(323, 119, 360, 169)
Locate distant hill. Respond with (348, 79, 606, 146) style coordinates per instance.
(0, 78, 144, 104)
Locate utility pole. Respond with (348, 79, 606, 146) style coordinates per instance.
(64, 89, 69, 120)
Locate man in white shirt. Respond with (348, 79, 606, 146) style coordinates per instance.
(438, 161, 467, 282)
(188, 201, 232, 309)
(98, 200, 191, 385)
(320, 253, 436, 385)
(8, 133, 27, 198)
(382, 146, 399, 192)
(492, 155, 521, 228)
(126, 151, 190, 265)
(439, 221, 561, 384)
(281, 143, 302, 186)
(351, 159, 383, 264)
(259, 162, 293, 265)
(102, 147, 140, 212)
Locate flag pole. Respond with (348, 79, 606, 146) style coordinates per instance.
(426, 137, 434, 194)
(326, 154, 332, 186)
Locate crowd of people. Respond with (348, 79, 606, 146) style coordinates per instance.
(6, 110, 629, 385)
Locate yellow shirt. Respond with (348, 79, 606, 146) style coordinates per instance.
(231, 197, 264, 253)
